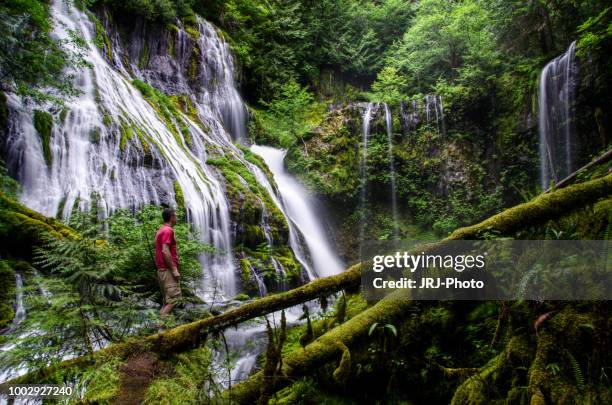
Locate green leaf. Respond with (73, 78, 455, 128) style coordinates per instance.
(368, 322, 379, 336)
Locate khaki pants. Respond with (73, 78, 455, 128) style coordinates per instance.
(157, 269, 182, 305)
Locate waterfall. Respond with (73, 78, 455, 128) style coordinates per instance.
(0, 0, 308, 301)
(424, 94, 445, 135)
(247, 162, 308, 283)
(214, 304, 314, 389)
(250, 145, 344, 278)
(12, 274, 26, 327)
(383, 104, 399, 239)
(538, 41, 578, 190)
(359, 103, 374, 243)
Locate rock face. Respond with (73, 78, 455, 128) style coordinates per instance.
(98, 8, 311, 295)
(281, 94, 541, 262)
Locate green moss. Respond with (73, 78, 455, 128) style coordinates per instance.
(184, 25, 200, 39)
(207, 156, 290, 246)
(33, 110, 53, 167)
(133, 125, 151, 155)
(0, 191, 77, 243)
(132, 80, 193, 150)
(173, 181, 185, 211)
(240, 258, 258, 295)
(139, 42, 150, 69)
(59, 108, 69, 124)
(102, 113, 112, 127)
(144, 348, 212, 404)
(188, 47, 199, 81)
(0, 260, 16, 328)
(332, 343, 351, 386)
(119, 119, 133, 152)
(179, 125, 193, 149)
(89, 127, 101, 144)
(167, 32, 175, 58)
(94, 18, 113, 60)
(272, 248, 301, 282)
(81, 357, 123, 404)
(0, 91, 8, 130)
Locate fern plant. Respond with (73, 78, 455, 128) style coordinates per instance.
(566, 350, 585, 392)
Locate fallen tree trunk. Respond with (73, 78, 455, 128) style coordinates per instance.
(6, 173, 611, 387)
(226, 173, 612, 403)
(544, 148, 612, 192)
(6, 262, 363, 384)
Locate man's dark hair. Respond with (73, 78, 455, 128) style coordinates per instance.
(162, 208, 176, 222)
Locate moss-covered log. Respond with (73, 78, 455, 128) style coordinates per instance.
(0, 191, 76, 241)
(6, 173, 611, 387)
(4, 262, 363, 385)
(226, 173, 612, 403)
(448, 173, 611, 240)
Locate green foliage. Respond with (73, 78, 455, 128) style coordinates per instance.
(371, 67, 407, 106)
(256, 81, 316, 148)
(196, 0, 413, 100)
(0, 0, 87, 103)
(106, 205, 212, 295)
(102, 0, 195, 22)
(0, 205, 210, 373)
(80, 356, 124, 403)
(0, 260, 16, 328)
(576, 7, 612, 57)
(0, 159, 20, 199)
(384, 0, 501, 106)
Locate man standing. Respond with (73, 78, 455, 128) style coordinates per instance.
(155, 208, 181, 318)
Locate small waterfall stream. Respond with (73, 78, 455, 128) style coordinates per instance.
(383, 103, 399, 239)
(359, 103, 374, 243)
(538, 41, 578, 190)
(212, 145, 343, 388)
(251, 145, 344, 278)
(12, 274, 26, 327)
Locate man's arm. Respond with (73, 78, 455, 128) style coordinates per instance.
(162, 244, 180, 279)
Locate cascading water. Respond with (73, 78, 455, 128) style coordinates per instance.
(250, 145, 344, 278)
(538, 41, 578, 190)
(11, 274, 25, 328)
(1, 0, 345, 388)
(424, 94, 445, 135)
(3, 0, 240, 299)
(248, 163, 312, 281)
(359, 103, 374, 243)
(383, 103, 399, 239)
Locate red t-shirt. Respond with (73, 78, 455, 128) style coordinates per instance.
(155, 225, 179, 269)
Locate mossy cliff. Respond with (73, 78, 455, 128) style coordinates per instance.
(280, 100, 532, 262)
(207, 154, 303, 293)
(0, 191, 77, 258)
(0, 192, 76, 330)
(33, 110, 53, 167)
